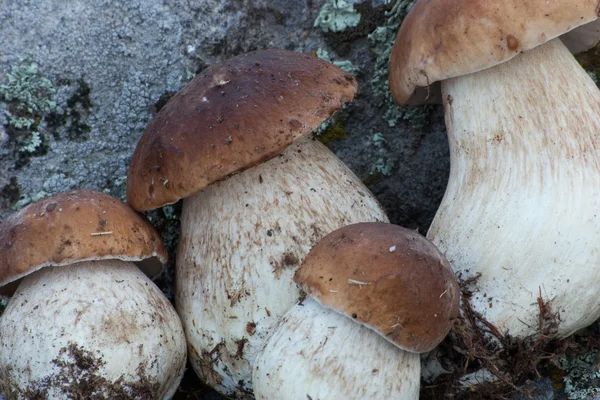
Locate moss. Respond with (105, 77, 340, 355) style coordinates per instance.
(576, 43, 600, 85)
(46, 78, 92, 141)
(317, 124, 347, 145)
(1, 177, 21, 208)
(315, 114, 348, 145)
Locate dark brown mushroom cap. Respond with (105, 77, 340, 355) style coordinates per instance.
(0, 190, 167, 295)
(389, 0, 599, 105)
(126, 49, 358, 211)
(294, 222, 460, 353)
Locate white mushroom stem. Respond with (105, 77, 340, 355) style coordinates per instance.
(0, 260, 187, 400)
(176, 135, 388, 397)
(429, 38, 600, 339)
(252, 298, 421, 400)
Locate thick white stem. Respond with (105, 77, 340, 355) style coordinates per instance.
(176, 136, 388, 397)
(431, 38, 600, 339)
(0, 260, 187, 399)
(253, 298, 420, 400)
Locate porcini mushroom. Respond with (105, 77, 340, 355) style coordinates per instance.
(388, 1, 600, 339)
(0, 190, 186, 399)
(252, 222, 460, 399)
(126, 49, 388, 397)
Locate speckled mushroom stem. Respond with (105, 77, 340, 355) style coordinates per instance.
(429, 38, 600, 339)
(252, 298, 420, 400)
(0, 260, 187, 399)
(175, 135, 388, 398)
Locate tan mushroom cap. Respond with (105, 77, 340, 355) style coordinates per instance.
(127, 49, 358, 211)
(389, 0, 600, 105)
(0, 190, 167, 295)
(294, 222, 460, 353)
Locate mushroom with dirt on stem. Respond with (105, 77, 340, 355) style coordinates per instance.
(126, 49, 389, 398)
(389, 0, 600, 340)
(252, 222, 460, 399)
(0, 190, 187, 399)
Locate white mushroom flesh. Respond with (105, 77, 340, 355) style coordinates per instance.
(431, 38, 600, 338)
(0, 259, 187, 399)
(176, 135, 388, 397)
(252, 298, 420, 400)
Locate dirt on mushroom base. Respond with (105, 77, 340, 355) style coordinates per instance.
(1, 342, 161, 400)
(420, 274, 599, 400)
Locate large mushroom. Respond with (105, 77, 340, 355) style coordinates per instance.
(252, 222, 460, 399)
(126, 49, 388, 397)
(388, 1, 600, 339)
(0, 190, 186, 399)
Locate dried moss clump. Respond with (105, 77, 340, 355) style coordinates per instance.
(421, 274, 600, 400)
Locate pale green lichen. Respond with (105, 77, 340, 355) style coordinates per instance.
(4, 110, 35, 130)
(314, 0, 361, 33)
(372, 132, 386, 147)
(0, 60, 57, 153)
(12, 190, 49, 211)
(316, 48, 360, 75)
(0, 62, 56, 117)
(162, 204, 178, 220)
(102, 175, 127, 200)
(559, 350, 600, 399)
(21, 131, 42, 152)
(368, 0, 432, 129)
(369, 132, 395, 176)
(369, 156, 394, 176)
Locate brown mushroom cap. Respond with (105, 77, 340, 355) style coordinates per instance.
(294, 222, 460, 353)
(126, 49, 358, 211)
(0, 190, 167, 295)
(389, 0, 600, 105)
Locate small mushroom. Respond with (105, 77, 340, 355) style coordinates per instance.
(389, 1, 600, 338)
(0, 190, 186, 399)
(126, 49, 388, 397)
(252, 222, 460, 399)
